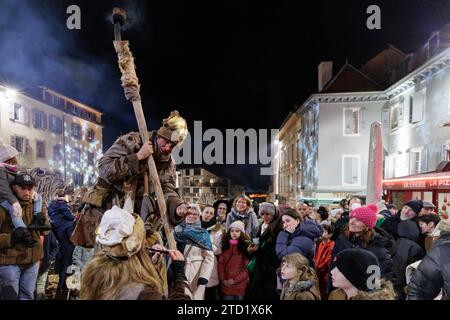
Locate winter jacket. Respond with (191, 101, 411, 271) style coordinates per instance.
(48, 199, 74, 242)
(314, 240, 335, 300)
(328, 280, 396, 300)
(276, 220, 322, 265)
(330, 227, 395, 286)
(246, 220, 282, 300)
(391, 220, 424, 299)
(41, 231, 60, 273)
(226, 207, 259, 238)
(206, 223, 223, 288)
(407, 232, 450, 300)
(0, 164, 17, 204)
(97, 131, 183, 225)
(381, 212, 420, 240)
(0, 199, 49, 265)
(218, 244, 249, 296)
(280, 279, 321, 300)
(183, 244, 214, 300)
(72, 246, 94, 271)
(72, 131, 185, 248)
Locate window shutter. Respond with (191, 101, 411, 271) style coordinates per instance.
(381, 109, 389, 131)
(344, 157, 352, 184)
(25, 138, 30, 155)
(32, 109, 37, 128)
(10, 136, 16, 149)
(360, 108, 366, 132)
(57, 117, 63, 134)
(412, 91, 424, 123)
(421, 147, 428, 173)
(42, 113, 47, 130)
(398, 98, 405, 126)
(9, 104, 15, 120)
(352, 157, 359, 183)
(344, 109, 352, 134)
(24, 107, 30, 125)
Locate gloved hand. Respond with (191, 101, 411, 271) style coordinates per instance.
(11, 227, 32, 246)
(12, 202, 22, 218)
(197, 277, 208, 286)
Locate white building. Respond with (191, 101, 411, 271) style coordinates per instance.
(273, 23, 450, 204)
(0, 85, 103, 187)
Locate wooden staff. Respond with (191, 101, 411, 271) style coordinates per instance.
(112, 7, 177, 250)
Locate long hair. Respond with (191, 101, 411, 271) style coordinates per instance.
(343, 224, 374, 248)
(282, 253, 317, 281)
(221, 227, 250, 257)
(80, 245, 163, 300)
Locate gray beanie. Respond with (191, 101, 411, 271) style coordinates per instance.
(0, 141, 19, 163)
(259, 202, 276, 216)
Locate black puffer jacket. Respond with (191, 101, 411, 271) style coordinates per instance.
(407, 232, 450, 300)
(246, 222, 282, 300)
(391, 220, 424, 300)
(329, 226, 395, 293)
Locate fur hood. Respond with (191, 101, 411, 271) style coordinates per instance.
(352, 280, 396, 300)
(284, 279, 316, 292)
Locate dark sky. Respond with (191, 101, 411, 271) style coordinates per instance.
(1, 0, 449, 191)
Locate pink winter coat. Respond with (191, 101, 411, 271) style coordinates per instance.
(218, 244, 249, 296)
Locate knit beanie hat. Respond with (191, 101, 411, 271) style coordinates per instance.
(156, 110, 188, 146)
(404, 200, 423, 216)
(228, 220, 245, 234)
(335, 248, 380, 291)
(259, 202, 276, 216)
(0, 141, 19, 163)
(367, 204, 378, 214)
(350, 206, 377, 229)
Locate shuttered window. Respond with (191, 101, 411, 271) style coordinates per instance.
(342, 155, 361, 185)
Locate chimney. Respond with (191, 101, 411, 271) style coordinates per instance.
(318, 61, 333, 92)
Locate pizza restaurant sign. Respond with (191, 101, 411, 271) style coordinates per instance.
(383, 176, 450, 190)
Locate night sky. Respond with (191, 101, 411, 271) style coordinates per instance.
(1, 0, 449, 191)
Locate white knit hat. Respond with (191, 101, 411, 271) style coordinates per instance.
(0, 141, 19, 163)
(228, 220, 246, 234)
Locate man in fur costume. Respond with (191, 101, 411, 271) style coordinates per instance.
(71, 110, 190, 249)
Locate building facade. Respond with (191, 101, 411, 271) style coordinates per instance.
(178, 168, 231, 204)
(273, 23, 450, 205)
(0, 85, 103, 187)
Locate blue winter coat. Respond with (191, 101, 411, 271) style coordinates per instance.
(41, 231, 60, 273)
(48, 200, 74, 242)
(276, 220, 322, 265)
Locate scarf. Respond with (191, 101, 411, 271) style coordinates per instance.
(174, 220, 213, 251)
(201, 214, 218, 230)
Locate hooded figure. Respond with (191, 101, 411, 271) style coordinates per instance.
(391, 220, 424, 300)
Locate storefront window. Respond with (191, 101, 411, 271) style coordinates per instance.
(438, 192, 450, 217)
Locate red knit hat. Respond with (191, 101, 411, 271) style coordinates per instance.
(367, 204, 378, 214)
(350, 206, 377, 229)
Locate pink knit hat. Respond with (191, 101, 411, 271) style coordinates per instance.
(350, 206, 377, 229)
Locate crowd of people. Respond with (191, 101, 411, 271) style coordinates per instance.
(1, 110, 449, 301)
